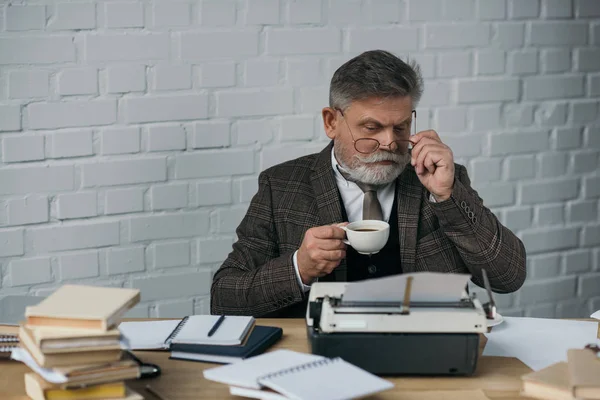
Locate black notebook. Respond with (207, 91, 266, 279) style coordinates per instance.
(169, 326, 283, 364)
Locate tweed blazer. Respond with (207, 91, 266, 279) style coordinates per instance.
(211, 142, 526, 317)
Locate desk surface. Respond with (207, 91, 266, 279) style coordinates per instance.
(0, 318, 547, 400)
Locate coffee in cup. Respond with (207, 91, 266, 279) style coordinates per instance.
(341, 220, 390, 255)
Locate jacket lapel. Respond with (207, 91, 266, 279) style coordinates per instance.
(310, 141, 347, 281)
(396, 165, 425, 273)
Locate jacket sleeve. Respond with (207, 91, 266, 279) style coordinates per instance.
(210, 172, 306, 316)
(428, 164, 526, 293)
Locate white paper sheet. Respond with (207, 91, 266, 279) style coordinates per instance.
(483, 317, 600, 371)
(591, 310, 600, 319)
(119, 319, 180, 350)
(342, 272, 471, 303)
(11, 347, 68, 383)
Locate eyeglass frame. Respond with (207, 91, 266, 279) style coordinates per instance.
(335, 107, 417, 155)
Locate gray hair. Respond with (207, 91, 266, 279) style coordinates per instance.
(329, 50, 424, 111)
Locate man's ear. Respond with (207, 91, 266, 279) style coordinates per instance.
(322, 107, 338, 140)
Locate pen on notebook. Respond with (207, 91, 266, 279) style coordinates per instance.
(146, 384, 171, 400)
(208, 315, 226, 337)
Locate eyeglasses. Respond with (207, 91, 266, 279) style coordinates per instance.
(336, 108, 416, 155)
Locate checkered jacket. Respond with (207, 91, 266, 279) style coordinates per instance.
(211, 142, 526, 317)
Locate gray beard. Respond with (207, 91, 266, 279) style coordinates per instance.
(336, 150, 411, 186)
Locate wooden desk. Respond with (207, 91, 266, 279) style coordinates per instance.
(0, 318, 544, 400)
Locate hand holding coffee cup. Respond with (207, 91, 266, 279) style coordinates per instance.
(341, 220, 390, 255)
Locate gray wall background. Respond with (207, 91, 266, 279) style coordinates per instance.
(0, 0, 598, 318)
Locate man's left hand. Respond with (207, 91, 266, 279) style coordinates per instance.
(410, 130, 455, 202)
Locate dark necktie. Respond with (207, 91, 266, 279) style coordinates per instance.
(337, 166, 384, 221)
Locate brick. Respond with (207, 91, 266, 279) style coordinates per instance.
(438, 135, 482, 158)
(82, 158, 166, 187)
(288, 0, 322, 23)
(9, 258, 52, 287)
(8, 70, 49, 99)
(591, 74, 600, 96)
(438, 52, 471, 78)
(557, 300, 590, 318)
(124, 306, 149, 319)
(524, 304, 556, 318)
(489, 131, 549, 156)
(435, 107, 467, 133)
(2, 135, 44, 163)
(236, 120, 274, 145)
(457, 79, 519, 103)
(0, 229, 24, 257)
(508, 50, 538, 75)
(564, 250, 591, 274)
(105, 188, 144, 215)
(584, 176, 600, 199)
(542, 0, 573, 18)
(506, 155, 535, 180)
(28, 100, 116, 130)
(299, 86, 328, 113)
(266, 28, 341, 55)
(475, 50, 505, 75)
(571, 101, 599, 124)
(152, 2, 190, 27)
(6, 5, 45, 30)
(568, 200, 598, 223)
(280, 115, 315, 141)
(538, 153, 568, 177)
(469, 105, 502, 131)
(156, 300, 194, 318)
(199, 0, 236, 26)
(443, 0, 476, 20)
(198, 237, 234, 263)
(327, 0, 362, 23)
(194, 297, 211, 315)
(504, 207, 533, 232)
(216, 206, 249, 233)
(124, 95, 208, 123)
(197, 181, 232, 206)
(193, 121, 230, 149)
(86, 34, 168, 61)
(0, 37, 75, 64)
(261, 143, 326, 170)
(528, 254, 560, 279)
(521, 227, 579, 254)
(587, 126, 600, 149)
(572, 151, 599, 173)
(7, 195, 48, 226)
(49, 3, 96, 30)
(181, 31, 259, 60)
(152, 241, 190, 269)
(216, 89, 293, 118)
(0, 165, 74, 195)
(504, 103, 534, 127)
(59, 251, 99, 280)
(244, 60, 279, 87)
(200, 62, 236, 88)
(101, 127, 140, 155)
(106, 65, 146, 93)
(286, 58, 323, 86)
(237, 177, 258, 202)
(348, 27, 418, 53)
(526, 76, 585, 100)
(56, 192, 97, 220)
(577, 0, 600, 16)
(31, 222, 120, 253)
(147, 125, 186, 152)
(580, 273, 600, 298)
(414, 81, 450, 107)
(529, 22, 587, 45)
(522, 178, 578, 204)
(49, 130, 93, 158)
(107, 247, 145, 275)
(58, 68, 98, 95)
(536, 204, 564, 226)
(541, 49, 571, 73)
(176, 150, 254, 179)
(133, 271, 211, 301)
(246, 0, 279, 24)
(477, 0, 507, 19)
(469, 158, 501, 183)
(370, 0, 402, 22)
(152, 65, 192, 91)
(535, 103, 567, 127)
(582, 225, 600, 247)
(473, 182, 514, 207)
(129, 212, 209, 242)
(105, 2, 144, 28)
(576, 48, 600, 72)
(508, 0, 539, 18)
(409, 54, 435, 79)
(493, 22, 525, 49)
(0, 105, 21, 132)
(555, 127, 583, 151)
(425, 24, 490, 48)
(150, 183, 188, 210)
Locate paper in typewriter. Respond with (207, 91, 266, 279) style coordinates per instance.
(342, 272, 471, 303)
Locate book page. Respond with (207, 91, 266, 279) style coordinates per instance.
(119, 320, 180, 350)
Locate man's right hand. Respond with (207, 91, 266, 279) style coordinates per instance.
(297, 224, 348, 285)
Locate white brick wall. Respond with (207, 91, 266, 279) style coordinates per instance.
(0, 0, 598, 319)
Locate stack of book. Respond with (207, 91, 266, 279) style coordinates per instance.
(0, 324, 19, 359)
(521, 347, 600, 400)
(17, 285, 143, 400)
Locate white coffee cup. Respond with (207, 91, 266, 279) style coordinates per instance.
(341, 220, 390, 255)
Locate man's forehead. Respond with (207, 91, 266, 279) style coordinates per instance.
(348, 97, 414, 124)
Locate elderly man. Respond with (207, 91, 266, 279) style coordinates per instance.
(211, 50, 526, 317)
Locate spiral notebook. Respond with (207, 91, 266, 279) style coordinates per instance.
(119, 315, 255, 350)
(0, 324, 19, 358)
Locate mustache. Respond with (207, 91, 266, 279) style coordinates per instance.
(355, 150, 408, 164)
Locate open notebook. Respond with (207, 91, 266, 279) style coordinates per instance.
(119, 315, 255, 350)
(204, 350, 393, 400)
